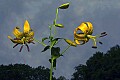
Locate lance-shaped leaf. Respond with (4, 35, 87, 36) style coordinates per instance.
(64, 39, 77, 47)
(51, 38, 62, 48)
(41, 46, 50, 52)
(54, 24, 64, 28)
(42, 37, 48, 42)
(58, 3, 70, 9)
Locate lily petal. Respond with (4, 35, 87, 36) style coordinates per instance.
(85, 22, 93, 35)
(13, 27, 22, 38)
(24, 20, 30, 33)
(74, 39, 80, 45)
(77, 22, 93, 35)
(8, 36, 24, 44)
(29, 31, 34, 37)
(24, 31, 34, 37)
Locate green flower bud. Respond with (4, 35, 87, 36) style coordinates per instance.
(58, 3, 70, 9)
(64, 39, 77, 47)
(55, 24, 64, 28)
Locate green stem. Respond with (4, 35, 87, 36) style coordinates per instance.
(50, 58, 53, 80)
(53, 8, 59, 36)
(49, 8, 59, 80)
(33, 38, 47, 47)
(61, 45, 71, 55)
(54, 8, 59, 25)
(49, 23, 53, 80)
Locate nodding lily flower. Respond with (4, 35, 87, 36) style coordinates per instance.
(8, 20, 35, 52)
(74, 22, 107, 48)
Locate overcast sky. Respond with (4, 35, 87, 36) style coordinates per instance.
(0, 0, 120, 79)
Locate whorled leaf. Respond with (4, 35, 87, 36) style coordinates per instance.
(51, 47, 61, 57)
(42, 37, 48, 42)
(50, 47, 62, 70)
(51, 38, 62, 48)
(41, 46, 50, 52)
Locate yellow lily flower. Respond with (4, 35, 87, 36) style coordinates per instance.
(74, 22, 107, 48)
(8, 20, 34, 52)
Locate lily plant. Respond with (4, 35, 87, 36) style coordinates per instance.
(8, 2, 107, 80)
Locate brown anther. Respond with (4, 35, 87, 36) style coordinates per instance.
(92, 46, 97, 48)
(99, 41, 103, 44)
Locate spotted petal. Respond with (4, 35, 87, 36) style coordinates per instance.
(24, 30, 34, 37)
(13, 27, 22, 38)
(77, 22, 93, 35)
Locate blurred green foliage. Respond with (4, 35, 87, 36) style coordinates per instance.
(71, 45, 120, 80)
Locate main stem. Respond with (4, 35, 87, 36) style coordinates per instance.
(49, 23, 53, 80)
(50, 8, 59, 80)
(50, 57, 53, 80)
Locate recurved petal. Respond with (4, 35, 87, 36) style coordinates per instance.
(86, 22, 93, 34)
(27, 31, 34, 37)
(13, 27, 22, 38)
(24, 20, 30, 33)
(74, 33, 86, 39)
(8, 36, 23, 44)
(77, 22, 89, 34)
(28, 31, 34, 37)
(74, 39, 87, 45)
(77, 22, 93, 34)
(8, 36, 13, 40)
(24, 31, 34, 37)
(74, 39, 80, 45)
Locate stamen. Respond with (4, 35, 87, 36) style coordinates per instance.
(101, 32, 106, 35)
(13, 43, 19, 48)
(100, 34, 107, 37)
(26, 44, 30, 52)
(92, 38, 97, 47)
(100, 32, 107, 37)
(19, 45, 24, 52)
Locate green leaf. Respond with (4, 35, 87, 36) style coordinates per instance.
(51, 38, 62, 47)
(49, 36, 53, 41)
(54, 24, 64, 28)
(49, 59, 56, 69)
(58, 3, 70, 9)
(42, 37, 48, 42)
(41, 46, 50, 52)
(51, 47, 62, 59)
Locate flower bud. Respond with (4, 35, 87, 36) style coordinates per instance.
(64, 39, 77, 47)
(55, 24, 64, 28)
(58, 3, 70, 9)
